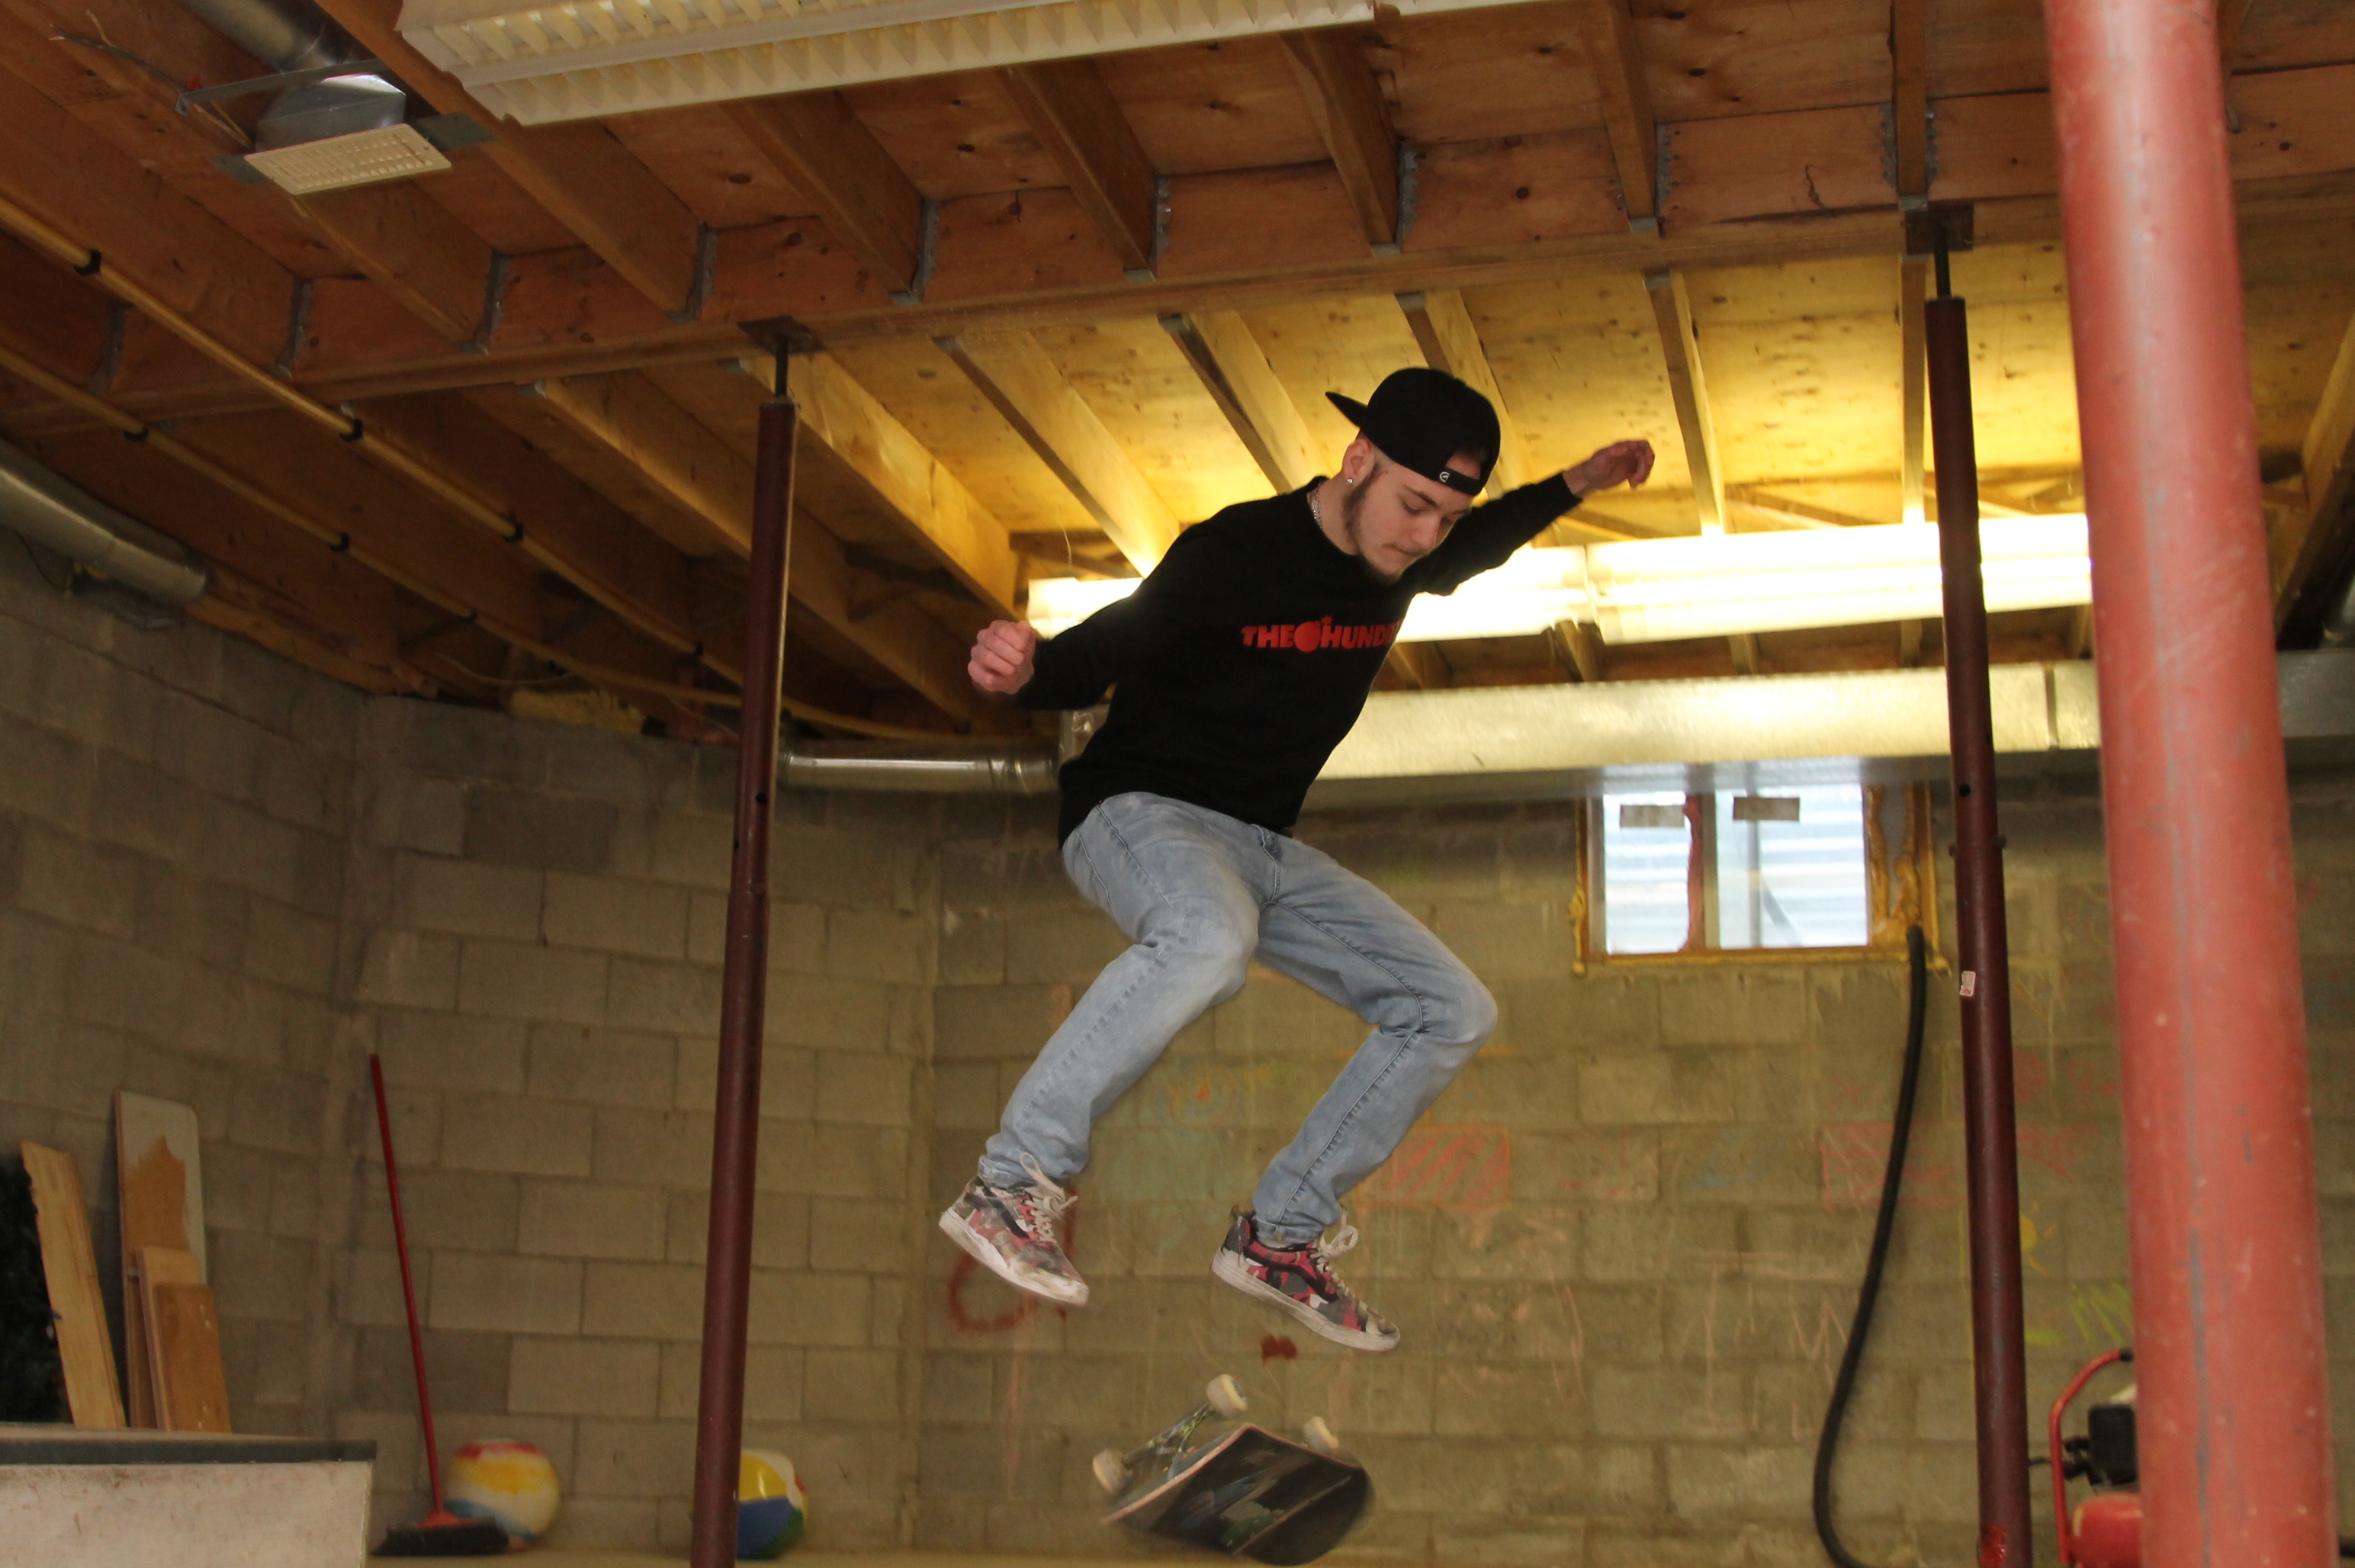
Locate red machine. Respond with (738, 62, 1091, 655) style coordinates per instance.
(2050, 1348, 2141, 1568)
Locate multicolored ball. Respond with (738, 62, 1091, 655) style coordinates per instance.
(444, 1438, 561, 1549)
(736, 1449, 808, 1559)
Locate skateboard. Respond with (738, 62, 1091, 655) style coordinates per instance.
(1093, 1374, 1373, 1566)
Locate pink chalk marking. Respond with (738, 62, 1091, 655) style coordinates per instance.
(1359, 1126, 1511, 1208)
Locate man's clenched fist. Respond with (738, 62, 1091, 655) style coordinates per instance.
(969, 619, 1038, 696)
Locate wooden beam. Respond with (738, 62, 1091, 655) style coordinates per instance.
(999, 61, 1158, 276)
(724, 92, 927, 293)
(311, 0, 703, 316)
(1280, 27, 1399, 250)
(1728, 487, 1875, 529)
(1558, 620, 1606, 683)
(1892, 0, 1932, 198)
(1729, 632, 1762, 675)
(1576, 0, 1659, 227)
(936, 331, 1183, 571)
(2278, 303, 2355, 635)
(506, 374, 756, 558)
(2218, 0, 2257, 68)
(1644, 270, 1725, 535)
(1158, 312, 1322, 492)
(1394, 290, 1534, 492)
(1383, 641, 1449, 690)
(788, 509, 1002, 726)
(1900, 255, 1929, 524)
(297, 186, 496, 346)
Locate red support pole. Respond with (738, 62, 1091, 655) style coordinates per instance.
(1927, 271, 2036, 1568)
(2042, 2, 2338, 1565)
(687, 355, 797, 1568)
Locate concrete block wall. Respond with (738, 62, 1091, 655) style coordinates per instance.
(338, 702, 940, 1552)
(0, 540, 361, 1436)
(923, 786, 2355, 1566)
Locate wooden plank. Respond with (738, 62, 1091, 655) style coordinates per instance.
(789, 509, 999, 726)
(725, 92, 927, 292)
(297, 185, 497, 346)
(137, 1248, 230, 1435)
(937, 331, 1184, 571)
(114, 1091, 203, 1430)
(1892, 0, 1932, 198)
(1576, 0, 1660, 225)
(1394, 290, 1535, 493)
(2279, 301, 2355, 632)
(1405, 129, 1628, 252)
(999, 61, 1158, 275)
(509, 374, 756, 557)
(926, 188, 1132, 305)
(1646, 270, 1725, 534)
(1663, 104, 1893, 229)
(20, 1142, 124, 1429)
(313, 0, 703, 316)
(1280, 29, 1400, 249)
(1158, 312, 1321, 493)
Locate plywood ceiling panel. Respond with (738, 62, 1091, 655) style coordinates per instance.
(419, 158, 586, 256)
(1031, 319, 1274, 522)
(2240, 1, 2355, 70)
(828, 337, 1108, 544)
(1095, 40, 1328, 175)
(846, 72, 1065, 199)
(1240, 296, 1428, 475)
(1636, 0, 1894, 122)
(605, 106, 814, 227)
(2239, 218, 2355, 464)
(1925, 0, 2048, 98)
(1379, 4, 1605, 144)
(1943, 241, 2081, 475)
(1684, 255, 1904, 487)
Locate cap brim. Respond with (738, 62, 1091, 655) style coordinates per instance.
(1325, 392, 1371, 426)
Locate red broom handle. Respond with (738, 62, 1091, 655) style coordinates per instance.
(370, 1053, 445, 1512)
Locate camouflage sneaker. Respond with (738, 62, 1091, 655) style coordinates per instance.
(938, 1156, 1088, 1307)
(1211, 1210, 1397, 1352)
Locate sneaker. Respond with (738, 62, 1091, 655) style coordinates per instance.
(1211, 1210, 1398, 1352)
(938, 1155, 1088, 1306)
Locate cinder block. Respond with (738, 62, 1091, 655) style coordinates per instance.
(357, 930, 460, 1010)
(376, 1011, 530, 1094)
(1434, 1361, 1588, 1440)
(403, 703, 548, 785)
(757, 1121, 908, 1200)
(920, 1354, 993, 1424)
(457, 940, 609, 1026)
(674, 1039, 814, 1117)
(748, 1270, 870, 1347)
(1581, 1050, 1734, 1126)
(663, 1187, 808, 1270)
(65, 930, 188, 1041)
(573, 1419, 698, 1499)
(937, 906, 1004, 986)
(645, 812, 734, 890)
(509, 1336, 661, 1418)
(592, 1107, 714, 1188)
(400, 855, 545, 940)
(464, 786, 616, 873)
(374, 1168, 519, 1253)
(545, 725, 691, 807)
(17, 824, 140, 938)
(428, 1252, 582, 1334)
(824, 906, 933, 984)
(519, 1181, 667, 1261)
(0, 708, 91, 830)
(773, 825, 906, 909)
(805, 1198, 907, 1274)
(189, 800, 304, 905)
(545, 871, 689, 959)
(814, 1052, 914, 1128)
(1583, 1205, 1740, 1282)
(152, 689, 265, 801)
(658, 1343, 802, 1422)
(581, 1261, 705, 1340)
(1002, 908, 1124, 985)
(226, 1065, 327, 1155)
(241, 897, 339, 993)
(528, 1023, 677, 1106)
(365, 775, 467, 855)
(545, 1498, 661, 1550)
(439, 1094, 595, 1178)
(606, 956, 720, 1034)
(802, 1347, 902, 1417)
(1429, 898, 1575, 982)
(1659, 1124, 1820, 1205)
(761, 975, 898, 1050)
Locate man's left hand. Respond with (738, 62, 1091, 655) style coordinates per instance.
(1563, 440, 1656, 496)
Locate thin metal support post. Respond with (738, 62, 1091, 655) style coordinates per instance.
(2042, 0, 2337, 1561)
(688, 346, 798, 1568)
(1926, 243, 2035, 1567)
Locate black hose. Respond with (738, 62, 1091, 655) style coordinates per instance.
(1813, 925, 1930, 1568)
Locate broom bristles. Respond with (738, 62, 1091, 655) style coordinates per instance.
(374, 1510, 511, 1557)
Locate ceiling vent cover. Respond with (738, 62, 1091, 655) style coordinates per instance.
(243, 121, 453, 194)
(397, 0, 1505, 124)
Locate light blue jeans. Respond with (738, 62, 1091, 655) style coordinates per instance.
(980, 792, 1497, 1245)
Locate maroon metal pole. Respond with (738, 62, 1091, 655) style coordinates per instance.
(2043, 2, 2338, 1563)
(1926, 252, 2035, 1568)
(688, 352, 797, 1568)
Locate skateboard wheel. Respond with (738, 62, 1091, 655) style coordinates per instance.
(1206, 1374, 1248, 1417)
(1092, 1448, 1128, 1495)
(1300, 1416, 1341, 1457)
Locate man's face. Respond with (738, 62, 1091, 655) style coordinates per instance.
(1337, 439, 1481, 583)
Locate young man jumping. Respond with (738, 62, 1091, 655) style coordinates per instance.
(940, 368, 1654, 1351)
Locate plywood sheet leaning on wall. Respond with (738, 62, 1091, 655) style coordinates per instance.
(137, 1248, 230, 1435)
(20, 1143, 124, 1428)
(114, 1094, 206, 1428)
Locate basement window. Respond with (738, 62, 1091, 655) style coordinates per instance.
(1576, 782, 1938, 966)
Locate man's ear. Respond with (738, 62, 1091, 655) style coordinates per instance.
(1340, 435, 1377, 485)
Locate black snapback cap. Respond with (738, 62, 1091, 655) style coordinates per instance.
(1325, 367, 1502, 494)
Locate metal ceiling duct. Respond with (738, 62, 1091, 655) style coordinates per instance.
(180, 0, 356, 72)
(782, 744, 1057, 795)
(0, 441, 209, 607)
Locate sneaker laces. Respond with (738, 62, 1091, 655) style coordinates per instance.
(1269, 1213, 1362, 1296)
(1007, 1154, 1074, 1247)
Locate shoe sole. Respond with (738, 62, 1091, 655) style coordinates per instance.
(938, 1208, 1090, 1307)
(1210, 1249, 1397, 1353)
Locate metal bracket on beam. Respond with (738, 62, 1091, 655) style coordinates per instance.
(670, 226, 719, 325)
(272, 279, 314, 381)
(1904, 204, 1974, 259)
(888, 199, 940, 307)
(464, 253, 512, 355)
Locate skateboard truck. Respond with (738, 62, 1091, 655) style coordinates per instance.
(1094, 1374, 1251, 1494)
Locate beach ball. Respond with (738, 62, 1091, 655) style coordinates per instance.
(445, 1438, 561, 1548)
(737, 1449, 808, 1559)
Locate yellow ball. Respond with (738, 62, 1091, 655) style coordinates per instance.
(445, 1438, 561, 1548)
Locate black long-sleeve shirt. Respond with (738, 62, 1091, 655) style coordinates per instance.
(1021, 474, 1580, 841)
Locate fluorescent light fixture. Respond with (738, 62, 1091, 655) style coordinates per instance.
(399, 0, 1530, 124)
(242, 124, 451, 195)
(1024, 516, 2093, 646)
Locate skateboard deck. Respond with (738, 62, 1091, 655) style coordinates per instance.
(1097, 1380, 1370, 1566)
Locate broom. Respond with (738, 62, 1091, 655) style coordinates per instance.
(369, 1054, 511, 1558)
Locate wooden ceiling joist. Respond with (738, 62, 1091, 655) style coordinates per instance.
(2275, 301, 2355, 636)
(1644, 269, 1726, 535)
(724, 92, 928, 294)
(1159, 312, 1322, 493)
(936, 331, 1183, 572)
(507, 373, 757, 558)
(1280, 27, 1401, 251)
(1574, 0, 1659, 230)
(1891, 0, 1931, 201)
(313, 0, 705, 318)
(999, 60, 1160, 277)
(1395, 290, 1534, 493)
